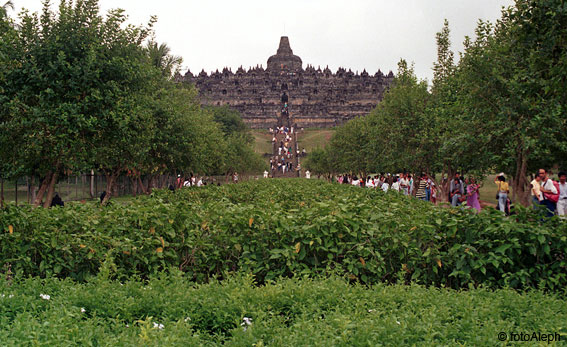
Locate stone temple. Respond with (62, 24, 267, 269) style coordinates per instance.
(179, 37, 394, 128)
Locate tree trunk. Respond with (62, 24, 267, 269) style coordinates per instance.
(33, 172, 53, 207)
(131, 176, 137, 197)
(90, 169, 95, 198)
(513, 149, 530, 206)
(101, 173, 117, 206)
(438, 164, 455, 203)
(137, 175, 148, 195)
(146, 175, 154, 194)
(42, 171, 59, 208)
(29, 176, 37, 204)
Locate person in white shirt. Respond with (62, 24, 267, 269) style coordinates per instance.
(539, 168, 558, 217)
(305, 170, 311, 179)
(391, 177, 400, 192)
(557, 172, 567, 217)
(366, 176, 374, 188)
(399, 174, 409, 195)
(263, 170, 269, 178)
(351, 176, 360, 186)
(196, 178, 203, 187)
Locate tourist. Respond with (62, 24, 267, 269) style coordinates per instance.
(391, 176, 400, 192)
(451, 177, 464, 207)
(449, 173, 464, 201)
(197, 178, 203, 187)
(425, 174, 433, 202)
(415, 174, 427, 201)
(494, 174, 509, 213)
(539, 169, 558, 217)
(50, 193, 64, 207)
(400, 173, 410, 195)
(531, 173, 542, 207)
(351, 176, 360, 186)
(466, 177, 481, 212)
(233, 172, 239, 183)
(557, 172, 567, 218)
(263, 170, 268, 178)
(382, 179, 390, 192)
(431, 183, 437, 204)
(305, 170, 311, 179)
(408, 175, 414, 196)
(366, 176, 374, 188)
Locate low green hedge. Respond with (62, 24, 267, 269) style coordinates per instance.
(1, 179, 566, 290)
(0, 274, 565, 345)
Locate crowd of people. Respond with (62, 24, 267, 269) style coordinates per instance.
(334, 169, 567, 217)
(270, 125, 299, 174)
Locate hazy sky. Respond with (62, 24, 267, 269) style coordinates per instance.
(13, 0, 514, 82)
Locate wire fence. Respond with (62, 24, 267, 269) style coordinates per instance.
(0, 172, 262, 205)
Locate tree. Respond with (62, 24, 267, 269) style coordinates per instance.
(146, 40, 182, 78)
(304, 147, 334, 180)
(0, 0, 158, 206)
(208, 106, 265, 177)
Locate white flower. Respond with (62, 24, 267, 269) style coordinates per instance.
(81, 308, 86, 313)
(153, 322, 164, 330)
(40, 294, 50, 300)
(8, 294, 13, 298)
(184, 317, 191, 322)
(368, 309, 375, 313)
(126, 324, 130, 328)
(396, 321, 401, 325)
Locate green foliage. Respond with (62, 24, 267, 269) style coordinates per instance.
(1, 180, 566, 291)
(0, 1, 262, 205)
(208, 105, 266, 175)
(209, 105, 249, 136)
(304, 147, 333, 177)
(0, 274, 565, 345)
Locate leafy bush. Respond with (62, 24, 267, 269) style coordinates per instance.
(1, 179, 566, 290)
(0, 274, 565, 345)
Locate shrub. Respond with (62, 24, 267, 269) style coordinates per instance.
(1, 179, 566, 290)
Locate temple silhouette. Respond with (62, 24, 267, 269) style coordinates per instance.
(179, 37, 394, 128)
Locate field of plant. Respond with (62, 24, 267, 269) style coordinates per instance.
(0, 274, 565, 345)
(1, 179, 567, 345)
(1, 179, 566, 290)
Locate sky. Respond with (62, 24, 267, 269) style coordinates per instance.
(12, 0, 514, 82)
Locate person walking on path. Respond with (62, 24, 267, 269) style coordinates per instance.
(539, 168, 558, 217)
(556, 172, 567, 218)
(450, 177, 465, 207)
(531, 173, 542, 207)
(466, 177, 481, 212)
(494, 173, 509, 213)
(415, 174, 428, 200)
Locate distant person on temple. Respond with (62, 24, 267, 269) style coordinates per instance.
(281, 92, 288, 103)
(50, 193, 64, 207)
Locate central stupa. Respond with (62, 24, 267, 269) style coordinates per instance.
(266, 36, 303, 72)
